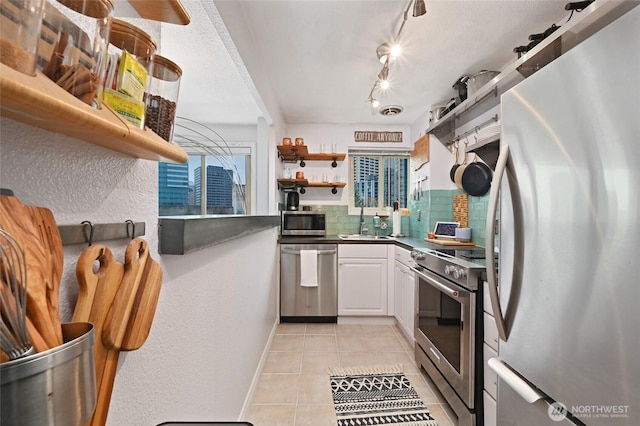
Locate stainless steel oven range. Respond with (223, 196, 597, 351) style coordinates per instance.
(411, 247, 486, 426)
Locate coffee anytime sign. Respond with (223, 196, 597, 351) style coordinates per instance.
(354, 131, 403, 143)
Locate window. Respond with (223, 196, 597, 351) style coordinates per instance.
(159, 152, 251, 216)
(349, 150, 409, 214)
(159, 118, 254, 216)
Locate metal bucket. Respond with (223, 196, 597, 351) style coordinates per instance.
(1, 322, 96, 426)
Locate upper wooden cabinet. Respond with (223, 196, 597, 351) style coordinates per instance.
(0, 64, 188, 164)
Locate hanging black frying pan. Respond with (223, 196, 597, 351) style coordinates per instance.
(449, 143, 460, 183)
(462, 154, 493, 196)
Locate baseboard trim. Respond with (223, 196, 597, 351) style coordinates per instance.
(238, 318, 279, 420)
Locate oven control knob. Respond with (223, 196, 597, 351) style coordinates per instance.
(444, 265, 454, 275)
(411, 250, 425, 260)
(453, 268, 467, 279)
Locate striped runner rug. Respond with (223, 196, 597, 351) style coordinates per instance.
(329, 364, 439, 426)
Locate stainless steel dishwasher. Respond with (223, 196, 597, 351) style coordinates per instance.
(280, 243, 337, 322)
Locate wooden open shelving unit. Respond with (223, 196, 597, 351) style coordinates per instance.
(277, 179, 346, 194)
(277, 145, 346, 167)
(0, 64, 188, 163)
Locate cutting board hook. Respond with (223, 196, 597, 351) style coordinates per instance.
(125, 220, 135, 240)
(81, 221, 94, 247)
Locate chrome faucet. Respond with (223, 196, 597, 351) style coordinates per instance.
(359, 206, 368, 235)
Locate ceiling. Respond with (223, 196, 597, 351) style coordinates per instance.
(158, 0, 570, 126)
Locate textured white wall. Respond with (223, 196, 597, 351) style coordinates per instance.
(0, 117, 278, 424)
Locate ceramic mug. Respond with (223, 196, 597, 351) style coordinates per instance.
(295, 138, 304, 146)
(283, 137, 292, 146)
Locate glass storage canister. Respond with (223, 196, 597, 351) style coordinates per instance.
(0, 0, 46, 75)
(104, 18, 156, 129)
(38, 0, 112, 106)
(145, 54, 182, 142)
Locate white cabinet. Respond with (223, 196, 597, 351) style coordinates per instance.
(393, 247, 415, 343)
(338, 245, 388, 316)
(483, 280, 498, 426)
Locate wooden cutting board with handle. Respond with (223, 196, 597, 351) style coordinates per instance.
(73, 244, 125, 426)
(0, 195, 62, 349)
(102, 238, 149, 350)
(91, 238, 149, 426)
(119, 254, 163, 351)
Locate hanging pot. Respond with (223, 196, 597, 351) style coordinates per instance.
(454, 145, 469, 190)
(449, 144, 460, 183)
(462, 154, 493, 196)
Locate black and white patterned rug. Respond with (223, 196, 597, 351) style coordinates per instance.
(329, 364, 439, 426)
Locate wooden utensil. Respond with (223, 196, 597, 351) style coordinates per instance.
(119, 255, 163, 351)
(102, 238, 149, 350)
(25, 205, 64, 344)
(73, 244, 125, 426)
(0, 195, 61, 349)
(91, 238, 148, 426)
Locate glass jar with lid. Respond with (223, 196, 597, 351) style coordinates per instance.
(38, 0, 112, 106)
(103, 18, 156, 129)
(0, 0, 46, 75)
(145, 54, 182, 142)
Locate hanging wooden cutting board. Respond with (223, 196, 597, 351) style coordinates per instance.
(411, 135, 430, 171)
(119, 255, 163, 351)
(73, 244, 124, 407)
(91, 238, 149, 426)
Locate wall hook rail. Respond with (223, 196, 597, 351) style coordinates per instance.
(59, 221, 146, 246)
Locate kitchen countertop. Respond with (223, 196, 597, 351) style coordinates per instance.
(279, 235, 493, 281)
(279, 234, 449, 251)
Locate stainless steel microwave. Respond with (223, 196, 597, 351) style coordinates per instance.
(281, 211, 326, 236)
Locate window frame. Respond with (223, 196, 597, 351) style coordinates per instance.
(160, 141, 256, 216)
(347, 149, 411, 216)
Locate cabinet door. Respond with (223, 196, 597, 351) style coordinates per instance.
(405, 268, 415, 340)
(338, 258, 388, 316)
(393, 261, 405, 327)
(483, 390, 497, 426)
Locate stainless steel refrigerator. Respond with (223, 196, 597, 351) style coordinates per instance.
(485, 4, 640, 425)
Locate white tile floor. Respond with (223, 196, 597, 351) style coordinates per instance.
(242, 323, 456, 426)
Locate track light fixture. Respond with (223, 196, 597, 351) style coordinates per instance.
(366, 0, 426, 112)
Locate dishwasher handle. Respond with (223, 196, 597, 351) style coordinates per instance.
(281, 248, 337, 256)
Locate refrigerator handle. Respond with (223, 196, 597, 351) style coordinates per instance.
(488, 358, 545, 404)
(486, 144, 509, 341)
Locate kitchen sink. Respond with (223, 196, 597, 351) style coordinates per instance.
(338, 234, 394, 240)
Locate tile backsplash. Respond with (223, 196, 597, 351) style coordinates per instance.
(305, 189, 489, 246)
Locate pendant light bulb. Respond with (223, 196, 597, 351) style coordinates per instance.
(390, 43, 402, 58)
(380, 79, 390, 90)
(371, 98, 380, 108)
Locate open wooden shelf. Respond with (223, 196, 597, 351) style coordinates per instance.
(127, 0, 190, 25)
(0, 64, 188, 163)
(277, 178, 345, 194)
(277, 145, 345, 166)
(306, 182, 346, 188)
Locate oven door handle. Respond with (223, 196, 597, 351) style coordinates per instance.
(412, 267, 462, 299)
(486, 144, 509, 341)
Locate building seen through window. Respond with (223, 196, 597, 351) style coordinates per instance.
(159, 154, 247, 216)
(351, 152, 409, 212)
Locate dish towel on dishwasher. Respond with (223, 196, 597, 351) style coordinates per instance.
(299, 249, 318, 287)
